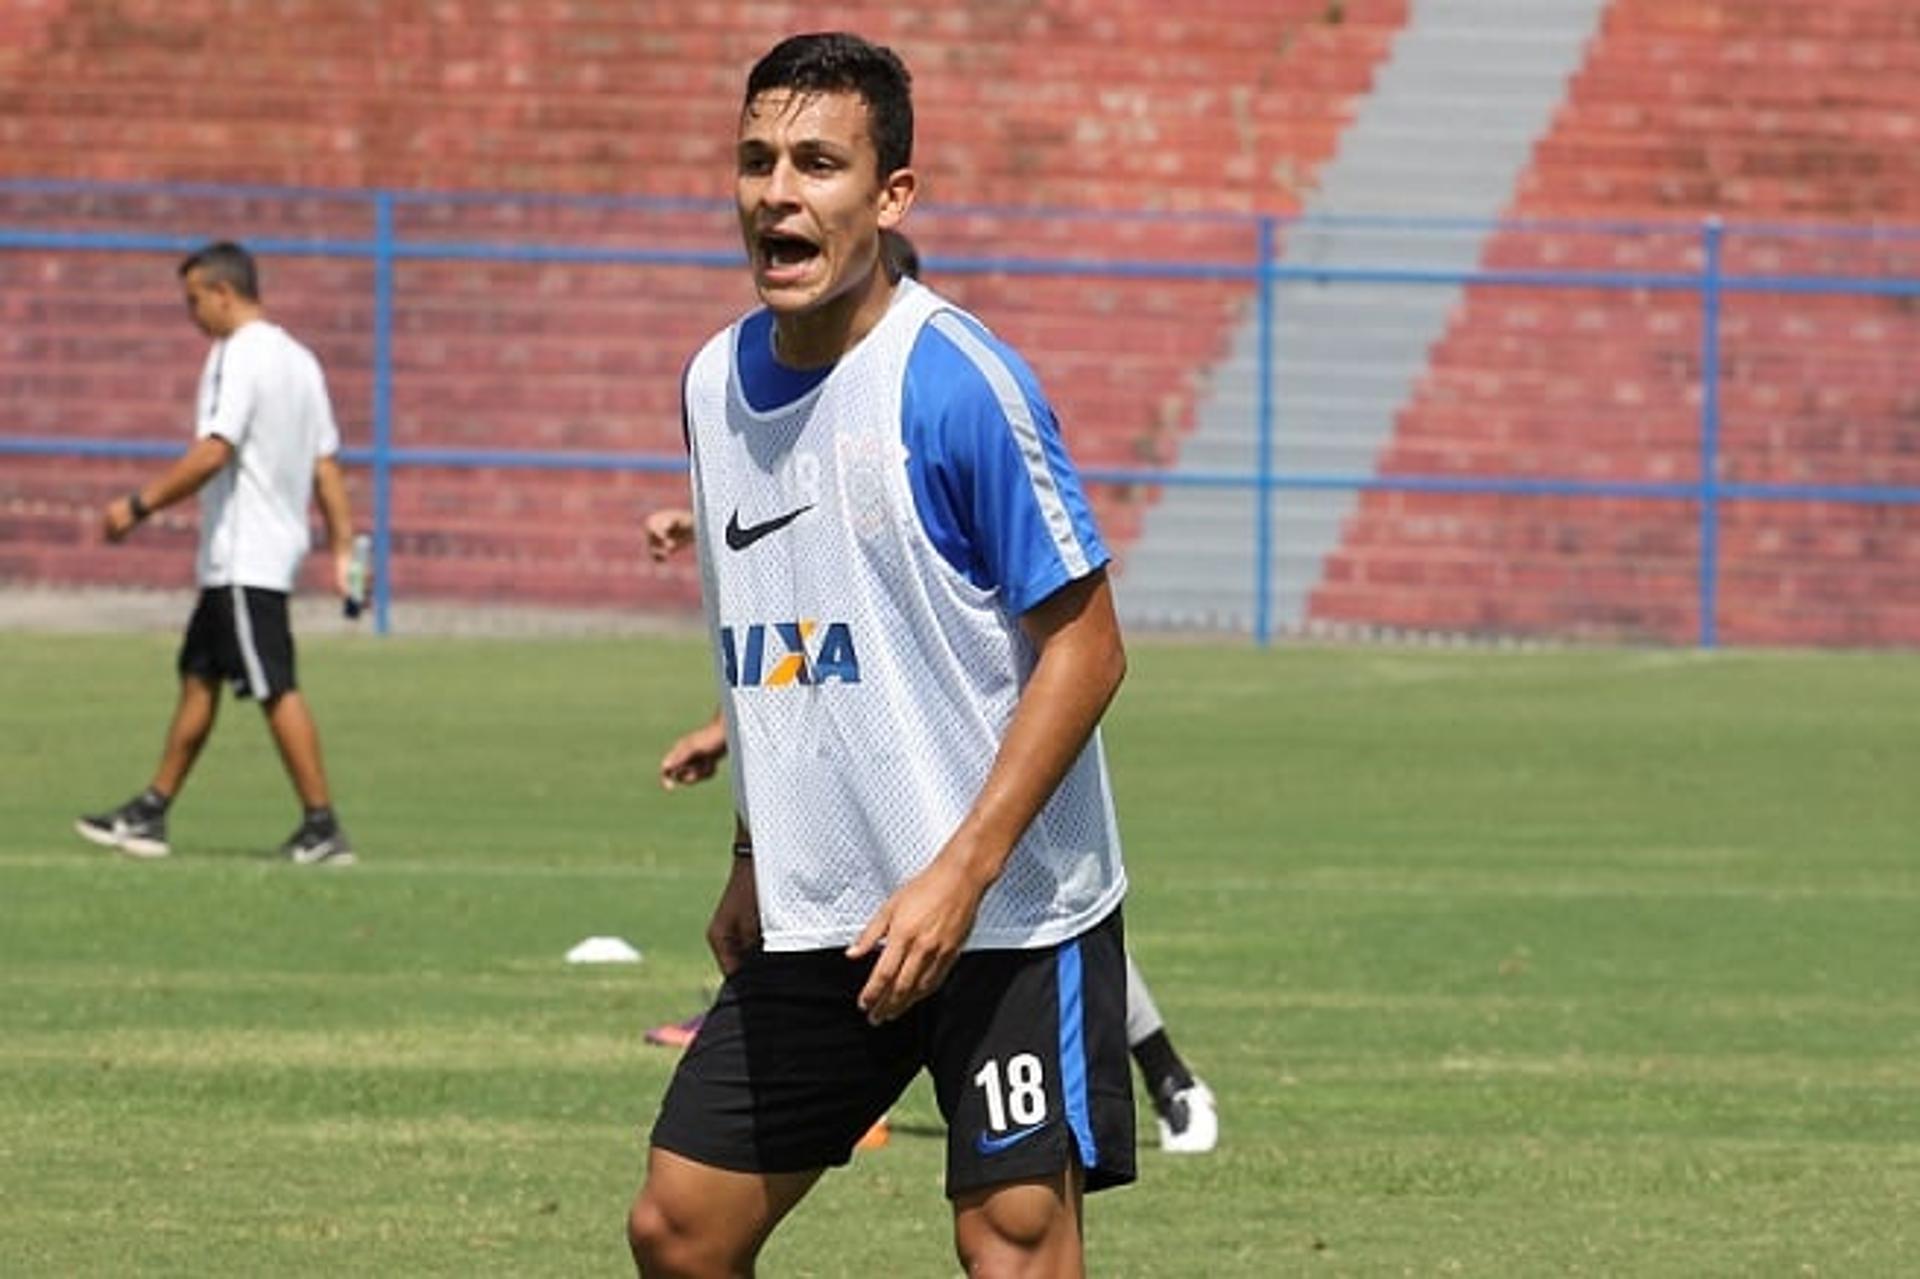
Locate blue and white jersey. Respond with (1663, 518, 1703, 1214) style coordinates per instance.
(684, 279, 1127, 952)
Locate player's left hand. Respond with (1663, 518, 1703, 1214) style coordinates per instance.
(660, 720, 728, 790)
(102, 497, 139, 542)
(645, 508, 697, 562)
(847, 856, 988, 1025)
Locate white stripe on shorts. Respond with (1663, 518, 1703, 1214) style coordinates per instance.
(229, 584, 272, 699)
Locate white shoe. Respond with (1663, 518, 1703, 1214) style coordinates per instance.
(1156, 1079, 1218, 1154)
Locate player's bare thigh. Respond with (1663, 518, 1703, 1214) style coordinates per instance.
(952, 1167, 1086, 1279)
(627, 1148, 821, 1278)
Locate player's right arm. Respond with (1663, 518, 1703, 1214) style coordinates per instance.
(103, 435, 235, 542)
(706, 816, 761, 975)
(850, 571, 1125, 1023)
(108, 329, 268, 540)
(849, 314, 1122, 1022)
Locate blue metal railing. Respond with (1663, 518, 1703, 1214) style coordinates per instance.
(4, 178, 1919, 645)
(1698, 219, 1724, 650)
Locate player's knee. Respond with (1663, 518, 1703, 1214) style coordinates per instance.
(953, 1180, 1075, 1276)
(981, 1185, 1057, 1249)
(627, 1190, 739, 1279)
(626, 1192, 686, 1276)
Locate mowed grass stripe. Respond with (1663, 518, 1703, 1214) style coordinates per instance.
(0, 851, 713, 880)
(17, 847, 1920, 899)
(4, 632, 1920, 1276)
(4, 1027, 651, 1068)
(10, 1033, 1918, 1095)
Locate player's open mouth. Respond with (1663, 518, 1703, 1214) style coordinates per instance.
(758, 232, 821, 284)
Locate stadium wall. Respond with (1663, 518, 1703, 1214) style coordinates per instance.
(2, 1, 1917, 648)
(1, 0, 1406, 622)
(1308, 0, 1920, 646)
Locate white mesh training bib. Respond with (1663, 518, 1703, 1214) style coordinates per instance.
(684, 280, 1127, 952)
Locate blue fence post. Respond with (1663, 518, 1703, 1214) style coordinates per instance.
(371, 191, 396, 635)
(1697, 217, 1723, 649)
(1253, 215, 1277, 646)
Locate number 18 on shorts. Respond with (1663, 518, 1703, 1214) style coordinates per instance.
(936, 907, 1136, 1196)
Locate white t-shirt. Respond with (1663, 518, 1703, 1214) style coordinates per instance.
(193, 320, 340, 590)
(684, 280, 1127, 953)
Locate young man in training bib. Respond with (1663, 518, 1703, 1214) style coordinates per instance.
(626, 32, 1135, 1278)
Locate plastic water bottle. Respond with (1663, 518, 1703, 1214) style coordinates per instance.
(344, 533, 372, 619)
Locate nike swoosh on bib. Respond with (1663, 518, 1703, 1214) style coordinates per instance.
(724, 503, 814, 551)
(973, 1122, 1049, 1156)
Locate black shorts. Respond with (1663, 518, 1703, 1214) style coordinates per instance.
(178, 586, 297, 701)
(650, 905, 1135, 1198)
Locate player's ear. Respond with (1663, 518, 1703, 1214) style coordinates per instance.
(877, 166, 917, 231)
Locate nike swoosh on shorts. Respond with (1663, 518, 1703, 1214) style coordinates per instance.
(973, 1122, 1050, 1156)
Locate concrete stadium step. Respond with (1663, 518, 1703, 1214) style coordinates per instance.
(1121, 0, 1610, 633)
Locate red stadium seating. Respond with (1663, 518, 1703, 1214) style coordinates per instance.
(1, 1, 1410, 612)
(1311, 0, 1920, 645)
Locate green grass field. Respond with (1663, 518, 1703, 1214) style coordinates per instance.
(4, 630, 1918, 1276)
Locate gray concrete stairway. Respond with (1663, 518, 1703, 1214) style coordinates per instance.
(1114, 0, 1610, 634)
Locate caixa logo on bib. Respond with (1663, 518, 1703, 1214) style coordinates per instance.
(721, 621, 861, 687)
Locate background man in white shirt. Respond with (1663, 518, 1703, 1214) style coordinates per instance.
(75, 241, 359, 866)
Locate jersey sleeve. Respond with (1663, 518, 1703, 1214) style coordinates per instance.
(198, 336, 258, 447)
(900, 312, 1110, 616)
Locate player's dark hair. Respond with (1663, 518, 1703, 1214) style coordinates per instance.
(880, 228, 920, 282)
(745, 33, 913, 176)
(179, 241, 260, 301)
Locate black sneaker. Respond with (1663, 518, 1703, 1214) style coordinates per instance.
(74, 796, 170, 859)
(280, 819, 356, 867)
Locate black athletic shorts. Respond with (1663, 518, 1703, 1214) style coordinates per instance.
(178, 586, 297, 701)
(650, 904, 1135, 1198)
